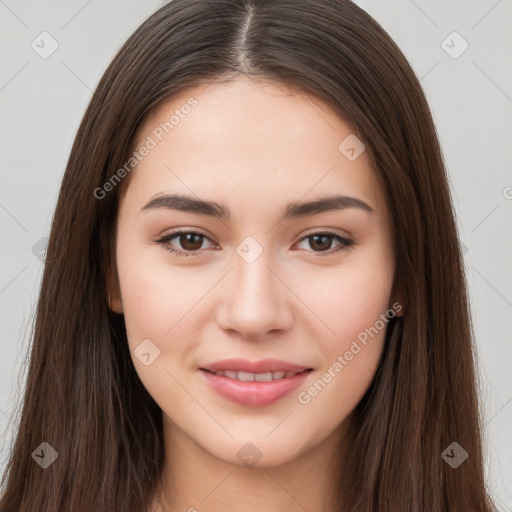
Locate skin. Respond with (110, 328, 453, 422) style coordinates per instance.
(108, 76, 403, 512)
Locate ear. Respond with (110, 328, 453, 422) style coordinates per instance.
(105, 261, 123, 314)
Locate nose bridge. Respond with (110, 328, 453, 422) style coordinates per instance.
(218, 240, 290, 338)
(235, 252, 275, 304)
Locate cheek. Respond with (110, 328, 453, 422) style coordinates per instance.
(114, 229, 178, 346)
(333, 270, 393, 343)
(297, 249, 393, 400)
(117, 261, 166, 340)
(302, 249, 394, 342)
(115, 222, 205, 338)
(115, 244, 202, 407)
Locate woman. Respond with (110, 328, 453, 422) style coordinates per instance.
(0, 0, 497, 510)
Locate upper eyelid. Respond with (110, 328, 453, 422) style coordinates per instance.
(162, 229, 216, 245)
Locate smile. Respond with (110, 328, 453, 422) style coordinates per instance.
(199, 368, 313, 407)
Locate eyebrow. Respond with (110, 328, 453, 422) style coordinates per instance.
(141, 193, 374, 220)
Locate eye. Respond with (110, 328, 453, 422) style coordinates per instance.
(155, 230, 216, 257)
(155, 230, 354, 257)
(294, 231, 354, 256)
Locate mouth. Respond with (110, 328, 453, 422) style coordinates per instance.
(199, 367, 314, 407)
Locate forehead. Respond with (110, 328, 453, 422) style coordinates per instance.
(125, 77, 387, 220)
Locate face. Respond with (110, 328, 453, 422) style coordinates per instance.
(109, 77, 401, 468)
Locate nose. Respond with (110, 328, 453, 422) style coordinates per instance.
(216, 250, 293, 341)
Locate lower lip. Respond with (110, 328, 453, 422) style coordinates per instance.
(200, 369, 313, 407)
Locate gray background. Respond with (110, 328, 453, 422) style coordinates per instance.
(0, 0, 511, 508)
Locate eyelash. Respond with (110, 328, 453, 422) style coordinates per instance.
(155, 229, 354, 258)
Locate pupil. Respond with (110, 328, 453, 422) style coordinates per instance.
(311, 234, 331, 251)
(181, 233, 202, 250)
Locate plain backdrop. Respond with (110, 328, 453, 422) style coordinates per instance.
(0, 0, 511, 509)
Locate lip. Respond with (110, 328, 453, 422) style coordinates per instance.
(199, 358, 314, 407)
(200, 369, 312, 407)
(200, 359, 313, 407)
(200, 358, 312, 374)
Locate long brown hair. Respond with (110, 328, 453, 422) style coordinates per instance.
(0, 1, 497, 510)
